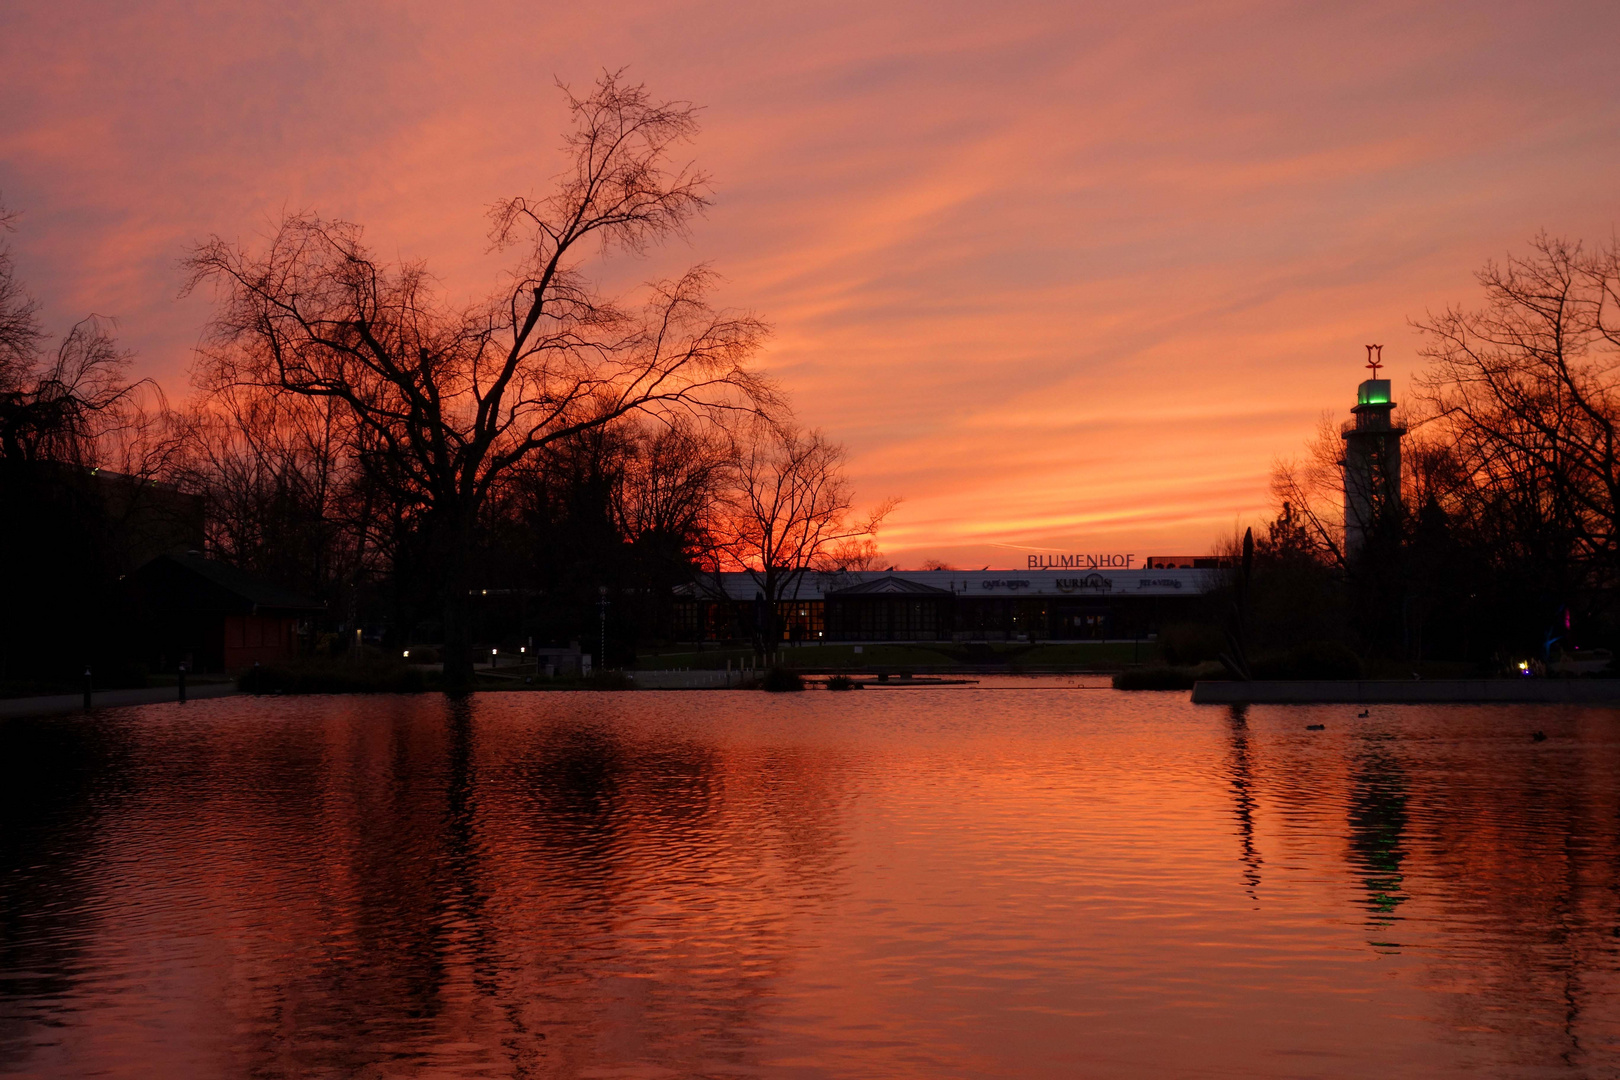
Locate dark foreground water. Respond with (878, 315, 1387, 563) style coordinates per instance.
(3, 686, 1619, 1078)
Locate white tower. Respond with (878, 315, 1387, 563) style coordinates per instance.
(1341, 346, 1405, 560)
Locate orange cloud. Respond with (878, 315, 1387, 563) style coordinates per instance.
(2, 0, 1617, 565)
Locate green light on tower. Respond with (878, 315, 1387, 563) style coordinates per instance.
(1357, 380, 1391, 406)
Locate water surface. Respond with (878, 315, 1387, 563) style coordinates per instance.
(3, 686, 1618, 1077)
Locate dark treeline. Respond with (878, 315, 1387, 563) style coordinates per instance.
(1212, 234, 1620, 675)
(0, 75, 889, 692)
(0, 197, 191, 687)
(190, 390, 745, 666)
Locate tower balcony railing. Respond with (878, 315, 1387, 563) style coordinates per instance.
(1341, 406, 1406, 435)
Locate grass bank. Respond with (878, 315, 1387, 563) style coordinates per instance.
(240, 657, 428, 694)
(239, 659, 641, 694)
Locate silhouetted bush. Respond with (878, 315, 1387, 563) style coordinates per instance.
(1113, 666, 1198, 690)
(825, 674, 860, 691)
(1250, 640, 1363, 680)
(1113, 661, 1225, 690)
(581, 669, 635, 691)
(762, 667, 804, 692)
(239, 657, 426, 694)
(1158, 622, 1226, 665)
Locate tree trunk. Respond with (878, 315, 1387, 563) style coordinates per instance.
(440, 516, 475, 692)
(443, 586, 472, 692)
(763, 570, 782, 663)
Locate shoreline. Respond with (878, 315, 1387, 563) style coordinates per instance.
(1192, 679, 1620, 704)
(9, 675, 1616, 719)
(0, 681, 239, 719)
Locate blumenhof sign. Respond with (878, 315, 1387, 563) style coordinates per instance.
(1026, 553, 1136, 570)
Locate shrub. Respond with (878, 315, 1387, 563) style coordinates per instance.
(825, 674, 861, 691)
(1113, 661, 1226, 690)
(762, 667, 805, 692)
(1158, 622, 1226, 665)
(1250, 640, 1363, 680)
(239, 657, 426, 694)
(581, 669, 635, 691)
(1113, 666, 1198, 690)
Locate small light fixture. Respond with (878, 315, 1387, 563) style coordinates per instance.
(403, 649, 410, 658)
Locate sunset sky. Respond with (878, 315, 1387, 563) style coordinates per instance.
(3, 1, 1617, 567)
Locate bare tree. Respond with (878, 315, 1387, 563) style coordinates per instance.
(614, 417, 730, 550)
(0, 311, 156, 468)
(821, 537, 884, 570)
(706, 418, 895, 653)
(1268, 413, 1350, 569)
(178, 381, 371, 609)
(184, 73, 772, 686)
(0, 200, 43, 395)
(0, 201, 176, 476)
(1258, 233, 1620, 657)
(0, 200, 189, 682)
(1413, 234, 1620, 593)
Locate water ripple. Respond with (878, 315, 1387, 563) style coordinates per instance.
(2, 688, 1617, 1077)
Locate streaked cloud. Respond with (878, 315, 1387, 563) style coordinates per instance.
(2, 0, 1616, 565)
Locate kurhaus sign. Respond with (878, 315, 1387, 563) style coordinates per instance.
(1056, 574, 1112, 592)
(1027, 553, 1136, 570)
(979, 573, 1116, 592)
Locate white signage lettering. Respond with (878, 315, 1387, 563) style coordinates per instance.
(1027, 554, 1136, 570)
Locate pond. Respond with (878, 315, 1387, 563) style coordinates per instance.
(3, 685, 1618, 1077)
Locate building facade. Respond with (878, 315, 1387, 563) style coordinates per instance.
(126, 553, 325, 672)
(675, 564, 1219, 644)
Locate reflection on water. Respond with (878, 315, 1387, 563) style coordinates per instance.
(1347, 731, 1409, 938)
(1223, 704, 1263, 898)
(2, 689, 1619, 1077)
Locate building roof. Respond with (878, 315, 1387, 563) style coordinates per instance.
(136, 552, 326, 613)
(829, 575, 954, 597)
(678, 567, 1218, 601)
